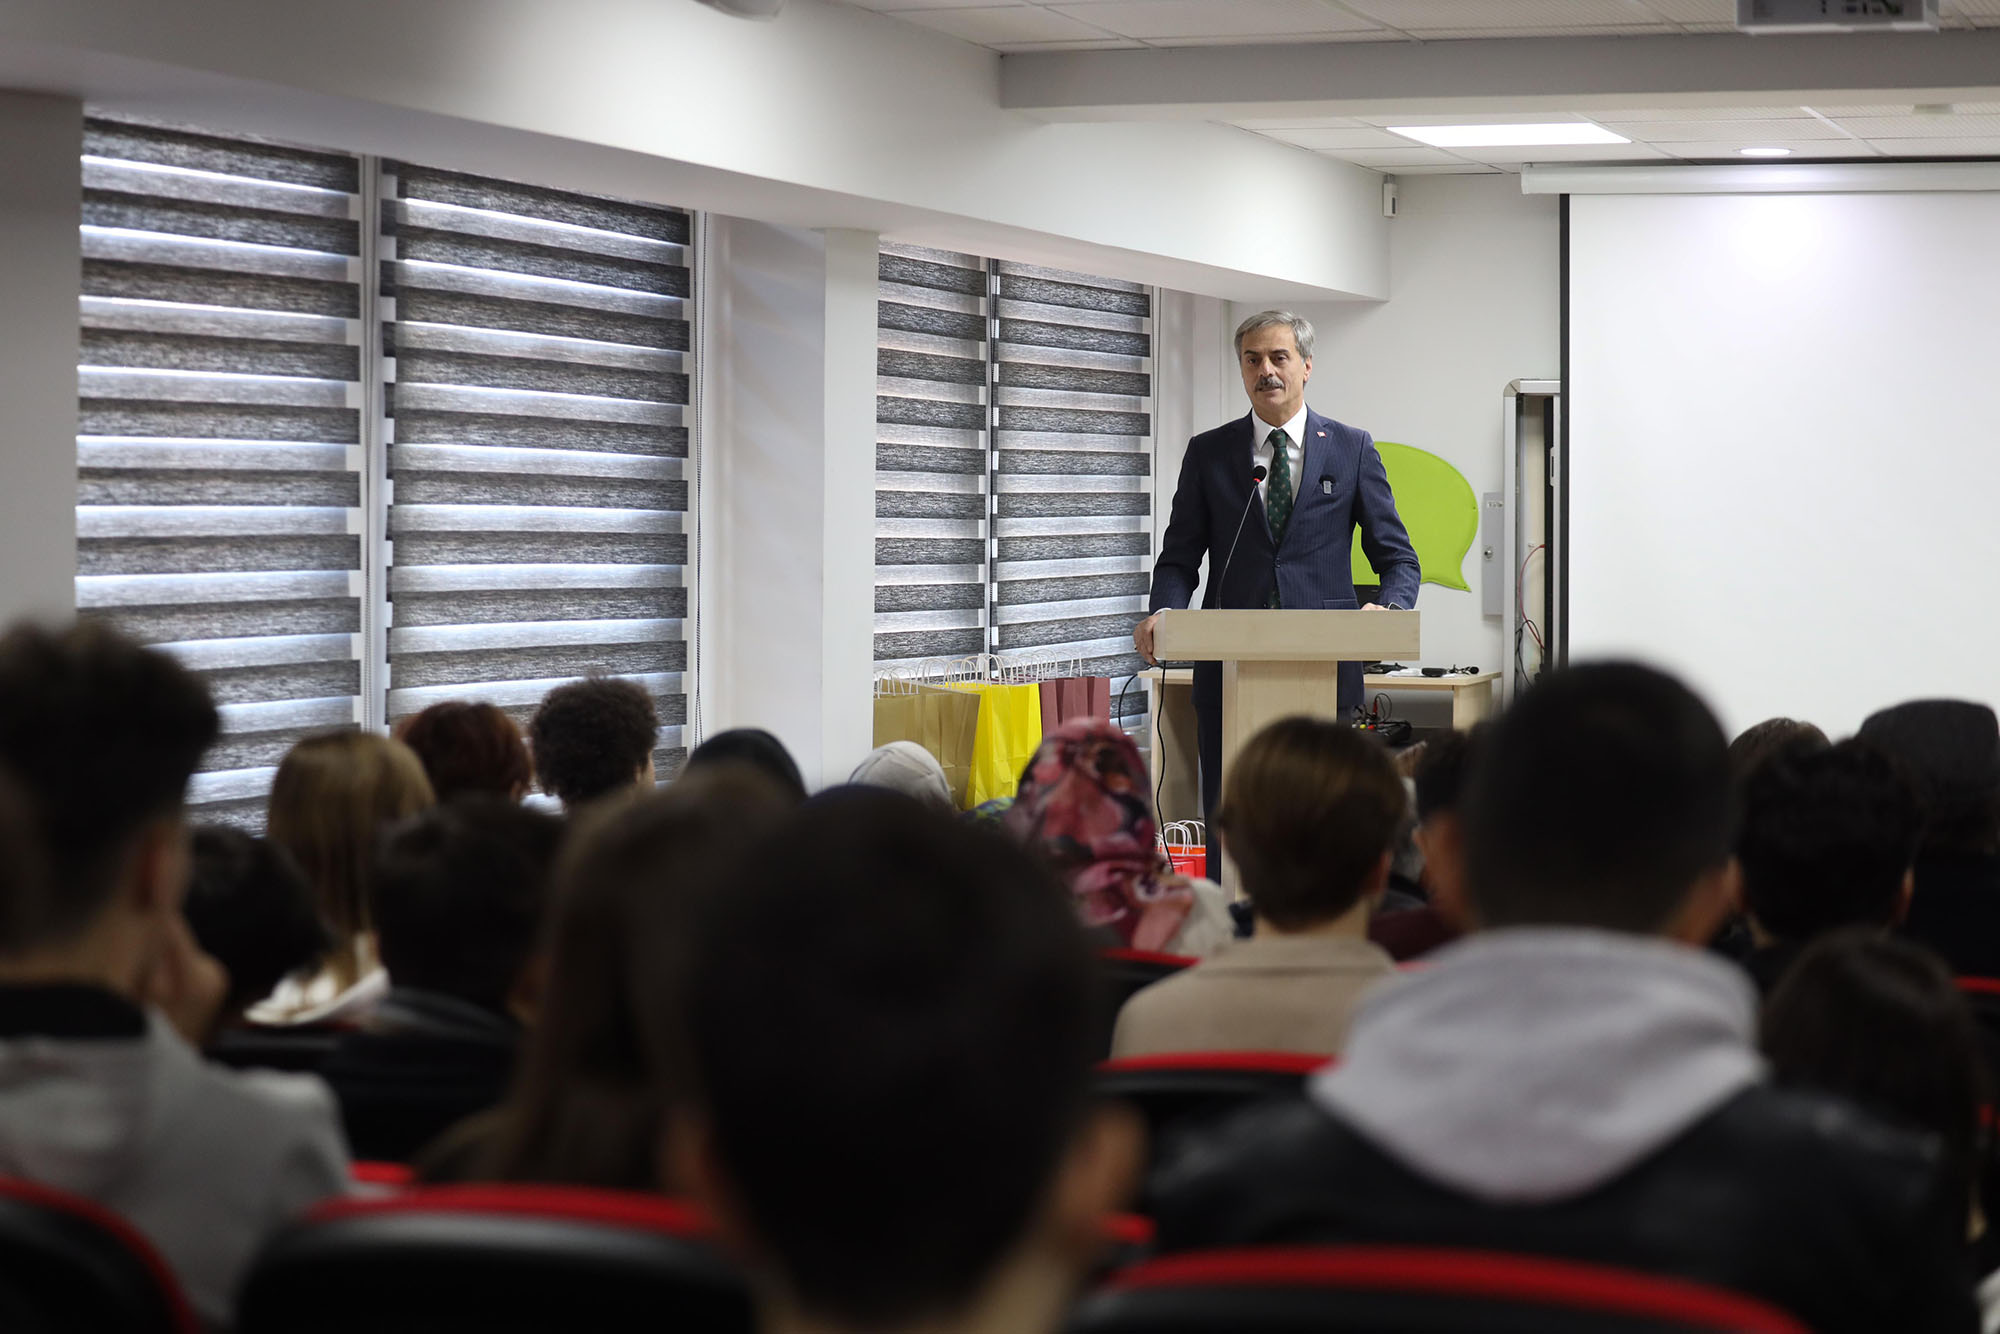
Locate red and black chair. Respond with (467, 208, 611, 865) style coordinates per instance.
(205, 1021, 347, 1075)
(1099, 1051, 1328, 1153)
(236, 1184, 753, 1334)
(1096, 949, 1197, 1056)
(1066, 1245, 1809, 1334)
(0, 1177, 197, 1334)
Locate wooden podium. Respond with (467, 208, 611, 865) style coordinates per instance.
(1152, 609, 1421, 891)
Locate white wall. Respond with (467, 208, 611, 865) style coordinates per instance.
(0, 0, 1387, 303)
(1152, 290, 1238, 612)
(701, 218, 877, 788)
(1236, 173, 1560, 698)
(0, 92, 80, 627)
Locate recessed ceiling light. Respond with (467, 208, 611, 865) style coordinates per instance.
(1386, 123, 1630, 149)
(1738, 147, 1793, 158)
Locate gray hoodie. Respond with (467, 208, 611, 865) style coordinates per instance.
(1312, 927, 1765, 1205)
(0, 1005, 350, 1326)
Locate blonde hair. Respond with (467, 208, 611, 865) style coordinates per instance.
(268, 731, 436, 945)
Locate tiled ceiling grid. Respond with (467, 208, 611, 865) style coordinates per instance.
(1234, 103, 2000, 173)
(832, 0, 2000, 52)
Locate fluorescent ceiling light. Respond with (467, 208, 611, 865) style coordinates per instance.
(1388, 123, 1630, 148)
(1739, 147, 1793, 158)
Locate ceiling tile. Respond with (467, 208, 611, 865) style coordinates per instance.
(1868, 137, 2000, 155)
(1830, 113, 2000, 138)
(898, 4, 1117, 41)
(1593, 106, 1812, 121)
(991, 37, 1149, 48)
(1231, 116, 1369, 129)
(1046, 0, 1383, 38)
(1458, 142, 1672, 162)
(1649, 140, 1880, 159)
(1942, 0, 2000, 15)
(1338, 0, 1664, 30)
(1413, 23, 1678, 35)
(1260, 126, 1416, 149)
(1805, 104, 1918, 117)
(1320, 146, 1478, 167)
(1359, 111, 1597, 127)
(1147, 28, 1411, 42)
(836, 0, 1026, 10)
(1384, 163, 1506, 174)
(1609, 117, 1848, 141)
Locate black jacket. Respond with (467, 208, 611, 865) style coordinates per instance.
(319, 989, 518, 1162)
(1151, 1090, 1978, 1334)
(1903, 852, 2000, 979)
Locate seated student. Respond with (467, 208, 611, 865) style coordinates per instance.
(684, 727, 810, 804)
(1369, 726, 1485, 961)
(1110, 717, 1400, 1058)
(418, 767, 791, 1188)
(0, 622, 348, 1326)
(529, 676, 660, 812)
(1150, 662, 1978, 1334)
(1860, 700, 2000, 979)
(677, 791, 1142, 1334)
(1735, 740, 1922, 995)
(394, 700, 534, 804)
(255, 731, 437, 1025)
(318, 799, 563, 1162)
(183, 826, 331, 1038)
(1728, 716, 1831, 784)
(1005, 718, 1232, 958)
(848, 741, 953, 811)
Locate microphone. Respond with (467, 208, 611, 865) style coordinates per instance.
(1217, 464, 1268, 601)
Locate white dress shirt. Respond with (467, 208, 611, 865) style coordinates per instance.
(1250, 403, 1309, 507)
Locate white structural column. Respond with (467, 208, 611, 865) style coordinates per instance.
(702, 217, 878, 789)
(0, 92, 81, 628)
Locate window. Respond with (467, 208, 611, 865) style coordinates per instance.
(873, 247, 1154, 726)
(74, 117, 697, 826)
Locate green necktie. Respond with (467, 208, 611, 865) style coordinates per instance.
(1265, 427, 1294, 608)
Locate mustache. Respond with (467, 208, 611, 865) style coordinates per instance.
(1256, 377, 1284, 390)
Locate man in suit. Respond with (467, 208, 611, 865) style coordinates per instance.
(1135, 310, 1420, 882)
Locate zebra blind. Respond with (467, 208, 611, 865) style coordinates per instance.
(873, 244, 989, 666)
(75, 117, 366, 829)
(380, 165, 692, 779)
(990, 262, 1152, 711)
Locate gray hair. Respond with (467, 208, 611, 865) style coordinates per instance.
(1234, 309, 1315, 359)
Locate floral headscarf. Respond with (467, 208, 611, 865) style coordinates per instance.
(1005, 718, 1196, 951)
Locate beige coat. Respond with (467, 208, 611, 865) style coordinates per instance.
(1110, 931, 1395, 1059)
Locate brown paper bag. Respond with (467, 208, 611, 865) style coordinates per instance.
(873, 689, 980, 808)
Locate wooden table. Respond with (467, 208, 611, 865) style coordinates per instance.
(1362, 670, 1500, 730)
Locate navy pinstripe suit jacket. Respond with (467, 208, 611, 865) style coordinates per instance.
(1149, 409, 1421, 714)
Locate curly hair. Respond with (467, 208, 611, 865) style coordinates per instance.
(395, 700, 534, 803)
(530, 677, 659, 808)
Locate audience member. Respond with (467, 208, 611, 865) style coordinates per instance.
(0, 622, 348, 1325)
(678, 791, 1140, 1334)
(183, 826, 331, 1035)
(1736, 740, 1922, 994)
(529, 676, 660, 811)
(1005, 718, 1231, 958)
(1369, 725, 1484, 960)
(319, 799, 563, 1161)
(1728, 716, 1831, 785)
(1861, 700, 2000, 978)
(848, 740, 953, 811)
(1150, 662, 1977, 1334)
(256, 731, 436, 1024)
(1762, 932, 1986, 1234)
(684, 726, 809, 804)
(1111, 717, 1401, 1058)
(394, 700, 534, 804)
(419, 769, 789, 1188)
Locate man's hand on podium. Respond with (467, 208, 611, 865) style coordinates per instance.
(1133, 610, 1163, 666)
(1362, 602, 1390, 610)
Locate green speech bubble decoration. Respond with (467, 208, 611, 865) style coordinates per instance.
(1352, 441, 1477, 593)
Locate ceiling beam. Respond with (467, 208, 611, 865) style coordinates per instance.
(1001, 30, 2000, 121)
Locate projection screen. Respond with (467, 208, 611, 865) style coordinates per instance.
(1568, 188, 2000, 737)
